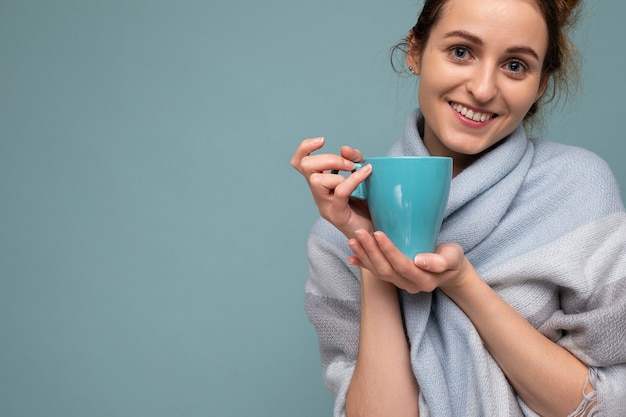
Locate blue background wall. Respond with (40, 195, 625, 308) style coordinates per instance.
(1, 1, 624, 416)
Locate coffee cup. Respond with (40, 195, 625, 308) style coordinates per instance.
(336, 156, 452, 258)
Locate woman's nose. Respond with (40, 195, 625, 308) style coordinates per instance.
(466, 65, 498, 103)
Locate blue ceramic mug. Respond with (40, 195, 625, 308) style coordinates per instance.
(340, 156, 452, 258)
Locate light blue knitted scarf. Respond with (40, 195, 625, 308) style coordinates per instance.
(304, 109, 626, 416)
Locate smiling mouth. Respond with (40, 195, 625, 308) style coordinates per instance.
(450, 102, 497, 122)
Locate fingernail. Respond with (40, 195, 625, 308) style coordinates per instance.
(414, 254, 428, 268)
(345, 160, 355, 170)
(354, 230, 368, 240)
(313, 137, 324, 144)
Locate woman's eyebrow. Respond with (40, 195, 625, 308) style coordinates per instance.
(444, 30, 483, 45)
(444, 30, 539, 61)
(505, 46, 540, 61)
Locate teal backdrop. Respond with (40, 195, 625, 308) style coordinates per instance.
(1, 1, 624, 416)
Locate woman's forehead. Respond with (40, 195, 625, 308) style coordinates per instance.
(430, 0, 548, 55)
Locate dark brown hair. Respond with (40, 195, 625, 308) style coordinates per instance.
(391, 0, 582, 123)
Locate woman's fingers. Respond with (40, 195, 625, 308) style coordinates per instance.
(349, 230, 441, 293)
(291, 138, 359, 176)
(290, 137, 325, 170)
(372, 232, 413, 270)
(352, 230, 413, 290)
(308, 171, 346, 197)
(373, 232, 434, 292)
(414, 243, 464, 273)
(347, 235, 374, 270)
(340, 145, 364, 164)
(291, 139, 376, 239)
(302, 154, 355, 177)
(348, 229, 469, 294)
(333, 164, 371, 199)
(307, 164, 369, 198)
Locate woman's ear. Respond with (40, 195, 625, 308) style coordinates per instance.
(406, 30, 421, 75)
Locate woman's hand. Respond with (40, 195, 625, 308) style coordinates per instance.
(291, 137, 374, 238)
(347, 229, 473, 294)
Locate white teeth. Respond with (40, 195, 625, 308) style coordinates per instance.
(451, 102, 493, 122)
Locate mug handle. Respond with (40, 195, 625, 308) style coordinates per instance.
(330, 163, 367, 200)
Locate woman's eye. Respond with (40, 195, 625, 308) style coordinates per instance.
(506, 60, 526, 73)
(451, 47, 469, 60)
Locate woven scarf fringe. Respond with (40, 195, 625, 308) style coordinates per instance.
(568, 368, 601, 417)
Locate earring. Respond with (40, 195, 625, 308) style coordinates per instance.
(409, 66, 415, 74)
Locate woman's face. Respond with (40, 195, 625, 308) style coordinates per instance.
(407, 0, 548, 173)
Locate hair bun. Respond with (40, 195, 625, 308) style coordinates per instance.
(555, 0, 582, 25)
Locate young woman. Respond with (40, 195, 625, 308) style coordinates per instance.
(291, 0, 626, 416)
